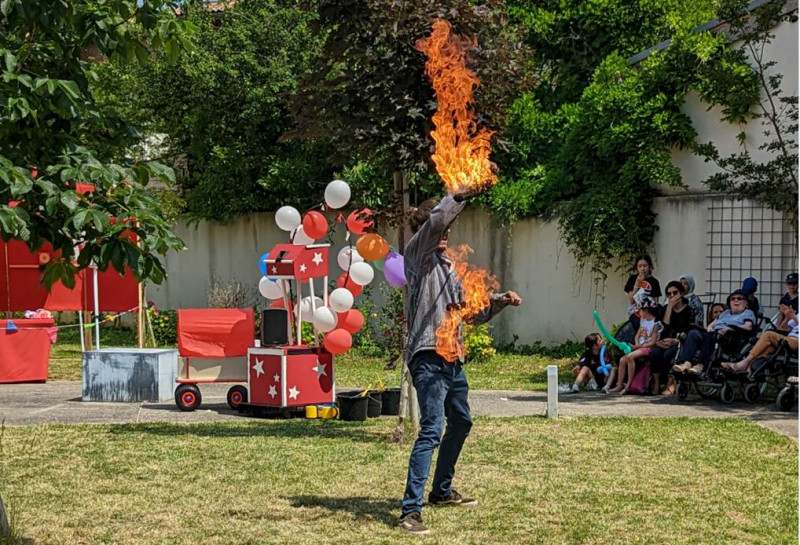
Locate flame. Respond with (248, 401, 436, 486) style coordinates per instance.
(435, 245, 499, 362)
(416, 19, 498, 195)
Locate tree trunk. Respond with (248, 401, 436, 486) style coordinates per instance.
(392, 169, 419, 443)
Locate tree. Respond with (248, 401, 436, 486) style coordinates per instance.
(0, 0, 193, 287)
(96, 0, 335, 223)
(694, 0, 798, 230)
(491, 0, 761, 275)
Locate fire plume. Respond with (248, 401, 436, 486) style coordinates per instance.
(435, 245, 499, 362)
(416, 19, 498, 195)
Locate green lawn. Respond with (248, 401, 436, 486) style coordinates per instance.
(0, 417, 796, 544)
(49, 327, 576, 390)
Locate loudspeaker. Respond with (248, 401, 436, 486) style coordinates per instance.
(261, 309, 288, 346)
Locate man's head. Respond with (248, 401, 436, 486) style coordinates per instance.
(409, 199, 449, 251)
(786, 272, 798, 295)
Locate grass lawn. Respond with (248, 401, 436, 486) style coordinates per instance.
(0, 417, 796, 545)
(49, 327, 577, 390)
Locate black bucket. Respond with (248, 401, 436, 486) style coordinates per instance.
(337, 391, 369, 421)
(366, 391, 382, 418)
(381, 388, 401, 415)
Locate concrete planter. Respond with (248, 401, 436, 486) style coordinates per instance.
(82, 348, 178, 402)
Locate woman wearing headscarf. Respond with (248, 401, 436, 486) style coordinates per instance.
(679, 274, 704, 327)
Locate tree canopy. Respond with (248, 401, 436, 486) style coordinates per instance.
(0, 0, 193, 286)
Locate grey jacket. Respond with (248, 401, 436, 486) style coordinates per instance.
(404, 195, 508, 363)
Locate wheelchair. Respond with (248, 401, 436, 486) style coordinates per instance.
(672, 326, 758, 404)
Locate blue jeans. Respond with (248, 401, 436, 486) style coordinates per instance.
(401, 350, 472, 516)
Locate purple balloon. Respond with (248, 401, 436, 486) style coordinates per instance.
(383, 252, 407, 287)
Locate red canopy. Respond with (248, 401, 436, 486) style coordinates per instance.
(177, 308, 255, 358)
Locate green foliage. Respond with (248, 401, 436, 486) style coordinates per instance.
(497, 335, 584, 359)
(493, 0, 762, 274)
(96, 0, 333, 222)
(463, 323, 496, 363)
(0, 0, 192, 286)
(148, 307, 177, 346)
(694, 0, 798, 228)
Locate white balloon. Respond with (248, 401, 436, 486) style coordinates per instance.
(324, 179, 351, 210)
(349, 262, 374, 286)
(292, 225, 315, 246)
(329, 288, 354, 312)
(258, 276, 284, 300)
(312, 306, 338, 332)
(296, 296, 324, 321)
(275, 206, 301, 232)
(337, 246, 364, 271)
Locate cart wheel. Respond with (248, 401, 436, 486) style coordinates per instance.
(777, 387, 795, 412)
(743, 382, 762, 403)
(175, 384, 202, 412)
(227, 385, 248, 410)
(719, 383, 735, 405)
(677, 382, 689, 401)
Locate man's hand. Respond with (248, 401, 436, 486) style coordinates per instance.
(500, 291, 522, 306)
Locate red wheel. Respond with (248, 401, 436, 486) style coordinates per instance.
(227, 385, 248, 410)
(175, 384, 202, 412)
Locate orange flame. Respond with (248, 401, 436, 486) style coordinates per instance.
(435, 245, 500, 362)
(416, 19, 498, 195)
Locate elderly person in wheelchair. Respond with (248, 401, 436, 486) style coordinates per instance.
(672, 289, 757, 376)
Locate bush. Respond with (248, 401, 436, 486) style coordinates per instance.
(497, 335, 583, 359)
(464, 323, 496, 363)
(207, 277, 257, 309)
(148, 308, 177, 346)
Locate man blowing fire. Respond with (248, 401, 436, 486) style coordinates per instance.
(398, 186, 522, 535)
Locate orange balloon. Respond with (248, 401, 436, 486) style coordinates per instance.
(356, 233, 389, 261)
(336, 272, 363, 297)
(346, 208, 374, 235)
(337, 309, 364, 334)
(302, 211, 328, 239)
(324, 328, 353, 355)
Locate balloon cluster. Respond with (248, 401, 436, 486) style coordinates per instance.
(256, 179, 406, 356)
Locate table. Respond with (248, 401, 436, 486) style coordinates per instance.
(0, 318, 54, 383)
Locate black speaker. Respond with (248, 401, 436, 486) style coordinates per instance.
(261, 309, 288, 346)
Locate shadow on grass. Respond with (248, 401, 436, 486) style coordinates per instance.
(105, 420, 390, 444)
(286, 495, 398, 527)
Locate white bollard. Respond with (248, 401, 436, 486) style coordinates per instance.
(546, 365, 558, 419)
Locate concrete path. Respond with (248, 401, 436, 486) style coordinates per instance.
(0, 382, 796, 440)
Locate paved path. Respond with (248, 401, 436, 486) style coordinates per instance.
(0, 382, 796, 439)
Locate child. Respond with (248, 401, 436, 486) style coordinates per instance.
(608, 297, 661, 395)
(566, 333, 609, 392)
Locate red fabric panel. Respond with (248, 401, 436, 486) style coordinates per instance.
(178, 308, 254, 358)
(83, 268, 139, 312)
(45, 270, 84, 311)
(0, 319, 54, 383)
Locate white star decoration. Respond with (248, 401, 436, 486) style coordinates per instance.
(312, 252, 324, 266)
(299, 263, 307, 273)
(252, 358, 264, 378)
(271, 266, 277, 274)
(273, 373, 280, 382)
(289, 386, 300, 400)
(312, 359, 327, 378)
(268, 385, 277, 398)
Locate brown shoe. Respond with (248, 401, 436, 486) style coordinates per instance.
(399, 512, 430, 534)
(428, 489, 478, 507)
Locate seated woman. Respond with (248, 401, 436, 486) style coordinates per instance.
(651, 281, 694, 395)
(723, 307, 798, 374)
(679, 274, 704, 327)
(672, 290, 756, 375)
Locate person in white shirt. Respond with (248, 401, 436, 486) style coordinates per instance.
(724, 307, 798, 374)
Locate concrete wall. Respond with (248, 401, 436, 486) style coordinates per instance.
(150, 193, 766, 345)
